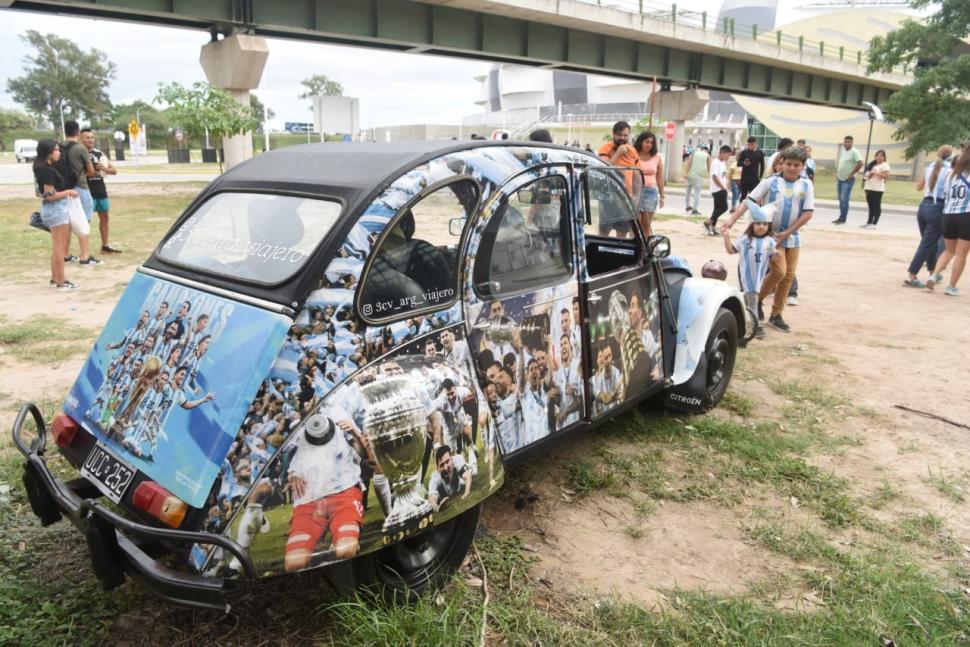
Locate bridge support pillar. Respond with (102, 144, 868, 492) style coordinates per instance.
(651, 89, 709, 184)
(200, 34, 269, 170)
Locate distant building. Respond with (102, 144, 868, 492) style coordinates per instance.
(462, 2, 922, 171)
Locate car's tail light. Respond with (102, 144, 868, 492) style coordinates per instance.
(132, 481, 187, 528)
(51, 414, 79, 448)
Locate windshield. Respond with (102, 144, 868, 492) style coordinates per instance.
(157, 192, 342, 284)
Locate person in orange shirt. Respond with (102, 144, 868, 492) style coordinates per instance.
(597, 120, 639, 167)
(597, 121, 640, 237)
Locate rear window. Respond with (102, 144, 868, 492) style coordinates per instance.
(158, 193, 342, 284)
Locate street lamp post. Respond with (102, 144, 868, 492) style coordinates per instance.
(860, 101, 883, 174)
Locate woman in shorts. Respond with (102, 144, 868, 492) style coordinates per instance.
(927, 141, 970, 296)
(634, 131, 665, 236)
(33, 139, 79, 291)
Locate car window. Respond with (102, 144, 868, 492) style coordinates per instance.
(473, 175, 572, 299)
(582, 167, 642, 276)
(157, 192, 342, 284)
(358, 178, 479, 322)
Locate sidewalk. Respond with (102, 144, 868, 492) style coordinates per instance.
(664, 185, 914, 216)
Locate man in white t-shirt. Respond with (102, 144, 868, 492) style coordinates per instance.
(704, 145, 733, 235)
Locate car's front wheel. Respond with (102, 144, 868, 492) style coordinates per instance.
(704, 307, 738, 408)
(351, 503, 481, 603)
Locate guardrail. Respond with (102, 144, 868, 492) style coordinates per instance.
(575, 0, 909, 76)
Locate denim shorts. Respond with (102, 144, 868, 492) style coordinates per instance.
(639, 186, 659, 212)
(39, 198, 69, 228)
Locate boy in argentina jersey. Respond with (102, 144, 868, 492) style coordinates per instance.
(721, 146, 814, 332)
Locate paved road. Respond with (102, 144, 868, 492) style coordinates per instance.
(0, 157, 217, 185)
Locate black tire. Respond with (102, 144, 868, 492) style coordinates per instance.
(351, 503, 481, 603)
(703, 307, 738, 408)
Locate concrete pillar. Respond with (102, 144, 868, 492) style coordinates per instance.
(650, 89, 709, 184)
(200, 34, 269, 170)
(666, 121, 688, 184)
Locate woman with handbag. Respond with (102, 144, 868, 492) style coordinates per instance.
(33, 139, 84, 290)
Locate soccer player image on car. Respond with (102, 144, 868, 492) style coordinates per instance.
(13, 140, 751, 610)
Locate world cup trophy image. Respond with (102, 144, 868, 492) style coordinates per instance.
(109, 355, 161, 441)
(361, 375, 435, 543)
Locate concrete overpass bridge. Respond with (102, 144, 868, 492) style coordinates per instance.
(4, 0, 907, 109)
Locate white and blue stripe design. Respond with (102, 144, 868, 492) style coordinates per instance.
(736, 234, 776, 293)
(750, 176, 814, 249)
(943, 171, 970, 215)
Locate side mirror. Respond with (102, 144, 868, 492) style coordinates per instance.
(448, 217, 466, 236)
(646, 235, 671, 258)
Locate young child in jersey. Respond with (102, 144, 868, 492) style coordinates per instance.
(722, 199, 779, 337)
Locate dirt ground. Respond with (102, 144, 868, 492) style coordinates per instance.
(1, 208, 968, 612)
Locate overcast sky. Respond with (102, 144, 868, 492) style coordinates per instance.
(0, 8, 492, 130)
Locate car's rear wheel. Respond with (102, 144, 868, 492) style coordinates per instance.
(351, 503, 481, 603)
(704, 307, 738, 408)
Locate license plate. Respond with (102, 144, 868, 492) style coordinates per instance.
(81, 442, 136, 504)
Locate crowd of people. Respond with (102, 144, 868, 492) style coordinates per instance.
(32, 120, 120, 291)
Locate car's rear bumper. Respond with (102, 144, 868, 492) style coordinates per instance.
(12, 403, 255, 611)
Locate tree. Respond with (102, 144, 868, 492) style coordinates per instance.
(250, 94, 275, 133)
(0, 108, 35, 136)
(298, 74, 344, 100)
(154, 81, 259, 172)
(6, 30, 116, 135)
(110, 100, 170, 146)
(867, 0, 970, 157)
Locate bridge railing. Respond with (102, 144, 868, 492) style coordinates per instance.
(575, 0, 908, 75)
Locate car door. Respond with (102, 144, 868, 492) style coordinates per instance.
(579, 167, 665, 420)
(463, 165, 585, 457)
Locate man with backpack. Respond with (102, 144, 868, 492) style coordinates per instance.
(60, 121, 103, 266)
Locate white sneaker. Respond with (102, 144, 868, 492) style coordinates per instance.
(787, 295, 798, 306)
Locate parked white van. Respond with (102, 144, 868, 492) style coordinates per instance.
(14, 139, 38, 163)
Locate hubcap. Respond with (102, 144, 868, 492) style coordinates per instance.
(378, 517, 458, 581)
(707, 333, 731, 393)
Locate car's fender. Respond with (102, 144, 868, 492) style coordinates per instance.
(669, 277, 747, 388)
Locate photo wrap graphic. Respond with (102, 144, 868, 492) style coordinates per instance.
(64, 272, 289, 507)
(585, 277, 664, 416)
(192, 145, 594, 574)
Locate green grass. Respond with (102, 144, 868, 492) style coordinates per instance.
(811, 167, 923, 207)
(0, 452, 145, 646)
(870, 479, 902, 510)
(0, 315, 96, 363)
(925, 467, 968, 504)
(0, 190, 198, 283)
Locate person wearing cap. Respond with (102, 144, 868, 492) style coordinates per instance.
(720, 146, 814, 332)
(722, 199, 779, 337)
(283, 406, 370, 572)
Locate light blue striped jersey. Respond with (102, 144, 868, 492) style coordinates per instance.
(735, 233, 776, 293)
(943, 170, 970, 215)
(748, 175, 815, 248)
(923, 160, 951, 199)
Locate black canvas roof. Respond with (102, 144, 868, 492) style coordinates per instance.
(210, 139, 573, 202)
(144, 139, 588, 310)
